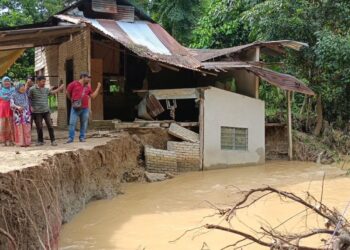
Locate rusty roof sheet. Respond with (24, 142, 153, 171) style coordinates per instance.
(248, 67, 314, 96)
(54, 15, 201, 70)
(201, 61, 314, 95)
(52, 14, 312, 95)
(188, 40, 308, 62)
(117, 21, 171, 55)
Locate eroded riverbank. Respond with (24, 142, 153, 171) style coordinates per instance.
(0, 133, 144, 250)
(59, 161, 348, 250)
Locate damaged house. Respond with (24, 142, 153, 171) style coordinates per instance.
(0, 0, 314, 171)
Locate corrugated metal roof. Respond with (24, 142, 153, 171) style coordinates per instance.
(117, 21, 171, 55)
(188, 40, 308, 62)
(54, 14, 202, 70)
(248, 67, 314, 95)
(201, 61, 314, 95)
(50, 14, 313, 95)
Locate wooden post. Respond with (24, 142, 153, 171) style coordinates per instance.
(199, 90, 205, 171)
(287, 91, 293, 160)
(255, 47, 260, 99)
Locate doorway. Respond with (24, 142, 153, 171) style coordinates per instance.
(65, 59, 74, 124)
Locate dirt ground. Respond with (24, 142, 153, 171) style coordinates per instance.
(0, 129, 119, 173)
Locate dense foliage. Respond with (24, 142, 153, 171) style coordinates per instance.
(192, 0, 350, 131)
(130, 0, 204, 45)
(242, 0, 350, 131)
(0, 0, 70, 81)
(1, 0, 349, 131)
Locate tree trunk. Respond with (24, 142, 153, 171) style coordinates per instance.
(300, 95, 308, 116)
(306, 97, 312, 132)
(314, 95, 323, 136)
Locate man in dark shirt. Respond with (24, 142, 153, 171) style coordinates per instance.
(28, 76, 64, 146)
(66, 72, 101, 143)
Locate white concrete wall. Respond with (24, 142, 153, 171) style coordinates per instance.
(203, 87, 265, 169)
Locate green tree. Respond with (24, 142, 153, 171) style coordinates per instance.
(0, 0, 66, 27)
(243, 0, 350, 132)
(0, 0, 67, 80)
(131, 0, 205, 46)
(191, 0, 262, 48)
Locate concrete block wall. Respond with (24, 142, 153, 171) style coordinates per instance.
(145, 146, 177, 173)
(167, 141, 200, 172)
(168, 123, 200, 143)
(56, 29, 90, 128)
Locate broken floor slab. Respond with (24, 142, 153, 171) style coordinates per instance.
(168, 123, 200, 143)
(144, 172, 173, 183)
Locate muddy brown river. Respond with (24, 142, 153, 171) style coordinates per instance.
(59, 161, 349, 250)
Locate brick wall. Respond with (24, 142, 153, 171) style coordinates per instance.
(56, 29, 90, 127)
(168, 123, 200, 143)
(145, 146, 177, 173)
(167, 141, 200, 172)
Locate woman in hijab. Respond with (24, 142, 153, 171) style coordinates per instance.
(10, 82, 31, 147)
(0, 76, 15, 146)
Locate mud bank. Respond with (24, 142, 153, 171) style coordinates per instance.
(0, 133, 144, 250)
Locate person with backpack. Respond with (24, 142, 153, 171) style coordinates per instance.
(66, 72, 101, 143)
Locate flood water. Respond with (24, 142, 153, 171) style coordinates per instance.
(59, 161, 349, 250)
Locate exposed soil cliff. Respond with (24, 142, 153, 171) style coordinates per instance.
(0, 133, 144, 250)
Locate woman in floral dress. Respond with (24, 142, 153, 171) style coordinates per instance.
(0, 76, 15, 146)
(10, 82, 31, 147)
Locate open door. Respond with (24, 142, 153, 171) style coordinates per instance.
(91, 59, 104, 120)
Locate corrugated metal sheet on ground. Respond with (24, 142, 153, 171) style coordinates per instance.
(117, 21, 171, 55)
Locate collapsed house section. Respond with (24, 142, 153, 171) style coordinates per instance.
(145, 123, 200, 173)
(0, 0, 316, 169)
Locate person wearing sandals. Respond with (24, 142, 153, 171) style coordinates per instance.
(0, 76, 15, 146)
(66, 72, 101, 143)
(10, 82, 31, 147)
(28, 76, 64, 146)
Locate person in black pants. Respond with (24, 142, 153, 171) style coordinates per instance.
(32, 112, 56, 146)
(28, 76, 64, 146)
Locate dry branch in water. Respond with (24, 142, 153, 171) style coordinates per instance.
(201, 186, 350, 250)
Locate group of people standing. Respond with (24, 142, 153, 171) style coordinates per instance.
(0, 72, 101, 147)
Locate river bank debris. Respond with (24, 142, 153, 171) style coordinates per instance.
(203, 186, 350, 249)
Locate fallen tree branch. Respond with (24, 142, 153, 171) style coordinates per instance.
(201, 186, 350, 249)
(204, 224, 271, 247)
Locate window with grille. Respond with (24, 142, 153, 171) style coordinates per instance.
(221, 127, 248, 151)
